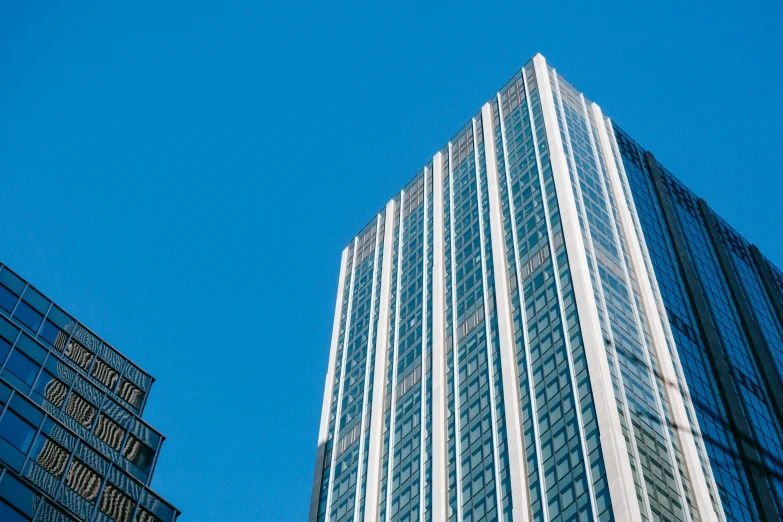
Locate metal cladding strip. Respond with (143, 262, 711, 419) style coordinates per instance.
(534, 72, 600, 522)
(482, 101, 529, 522)
(325, 238, 360, 522)
(383, 189, 407, 519)
(431, 152, 448, 522)
(447, 142, 464, 520)
(419, 166, 429, 522)
(532, 54, 643, 522)
(750, 245, 783, 356)
(645, 151, 779, 522)
(699, 199, 783, 436)
(471, 115, 505, 518)
(353, 216, 384, 522)
(365, 200, 397, 522)
(591, 104, 719, 522)
(309, 247, 350, 522)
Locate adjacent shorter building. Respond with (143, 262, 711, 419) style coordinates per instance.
(0, 262, 180, 521)
(310, 53, 783, 522)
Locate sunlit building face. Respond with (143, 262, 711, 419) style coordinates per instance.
(311, 54, 783, 522)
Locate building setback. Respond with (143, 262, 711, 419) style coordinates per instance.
(310, 53, 783, 522)
(0, 263, 179, 521)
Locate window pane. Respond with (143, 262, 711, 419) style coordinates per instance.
(64, 459, 101, 503)
(117, 378, 144, 409)
(91, 359, 119, 389)
(0, 338, 11, 363)
(95, 414, 126, 451)
(64, 393, 97, 429)
(39, 320, 66, 349)
(0, 499, 29, 522)
(123, 435, 155, 473)
(0, 410, 36, 452)
(0, 285, 18, 314)
(34, 371, 68, 408)
(5, 350, 40, 386)
(13, 301, 42, 332)
(31, 434, 69, 478)
(136, 507, 163, 522)
(99, 484, 134, 522)
(64, 341, 93, 370)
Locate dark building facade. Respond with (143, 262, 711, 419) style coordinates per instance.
(0, 262, 179, 521)
(311, 53, 783, 522)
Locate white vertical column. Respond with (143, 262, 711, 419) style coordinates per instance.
(472, 116, 505, 520)
(431, 152, 447, 522)
(446, 144, 464, 521)
(592, 103, 721, 522)
(384, 190, 407, 518)
(532, 54, 643, 522)
(482, 102, 529, 522)
(324, 239, 360, 522)
(366, 200, 398, 522)
(420, 167, 429, 522)
(309, 247, 351, 522)
(354, 217, 384, 522)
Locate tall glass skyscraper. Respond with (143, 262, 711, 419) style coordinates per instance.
(0, 262, 179, 522)
(310, 53, 783, 522)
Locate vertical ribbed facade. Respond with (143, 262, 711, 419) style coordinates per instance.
(311, 53, 783, 522)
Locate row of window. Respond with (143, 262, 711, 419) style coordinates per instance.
(0, 265, 150, 414)
(0, 384, 175, 521)
(0, 326, 158, 485)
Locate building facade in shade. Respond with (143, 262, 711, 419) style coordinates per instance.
(0, 262, 180, 522)
(310, 53, 783, 522)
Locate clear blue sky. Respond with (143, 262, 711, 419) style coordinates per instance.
(0, 1, 781, 520)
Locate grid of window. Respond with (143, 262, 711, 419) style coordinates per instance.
(0, 378, 175, 522)
(662, 168, 783, 517)
(0, 266, 151, 417)
(552, 70, 694, 522)
(313, 53, 783, 522)
(612, 124, 751, 522)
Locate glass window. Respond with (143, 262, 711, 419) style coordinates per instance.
(64, 459, 101, 503)
(0, 499, 29, 522)
(64, 341, 93, 370)
(30, 434, 69, 478)
(64, 393, 97, 429)
(117, 378, 144, 409)
(136, 508, 163, 522)
(123, 435, 155, 473)
(0, 410, 36, 453)
(5, 350, 40, 386)
(0, 338, 10, 363)
(13, 301, 42, 332)
(0, 285, 17, 314)
(39, 320, 66, 349)
(95, 414, 126, 451)
(34, 371, 68, 408)
(99, 484, 134, 522)
(91, 359, 119, 389)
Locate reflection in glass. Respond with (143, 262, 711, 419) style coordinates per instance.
(34, 370, 68, 408)
(64, 393, 97, 429)
(117, 378, 144, 409)
(64, 459, 101, 503)
(123, 435, 154, 473)
(99, 484, 134, 522)
(31, 434, 69, 478)
(64, 340, 93, 371)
